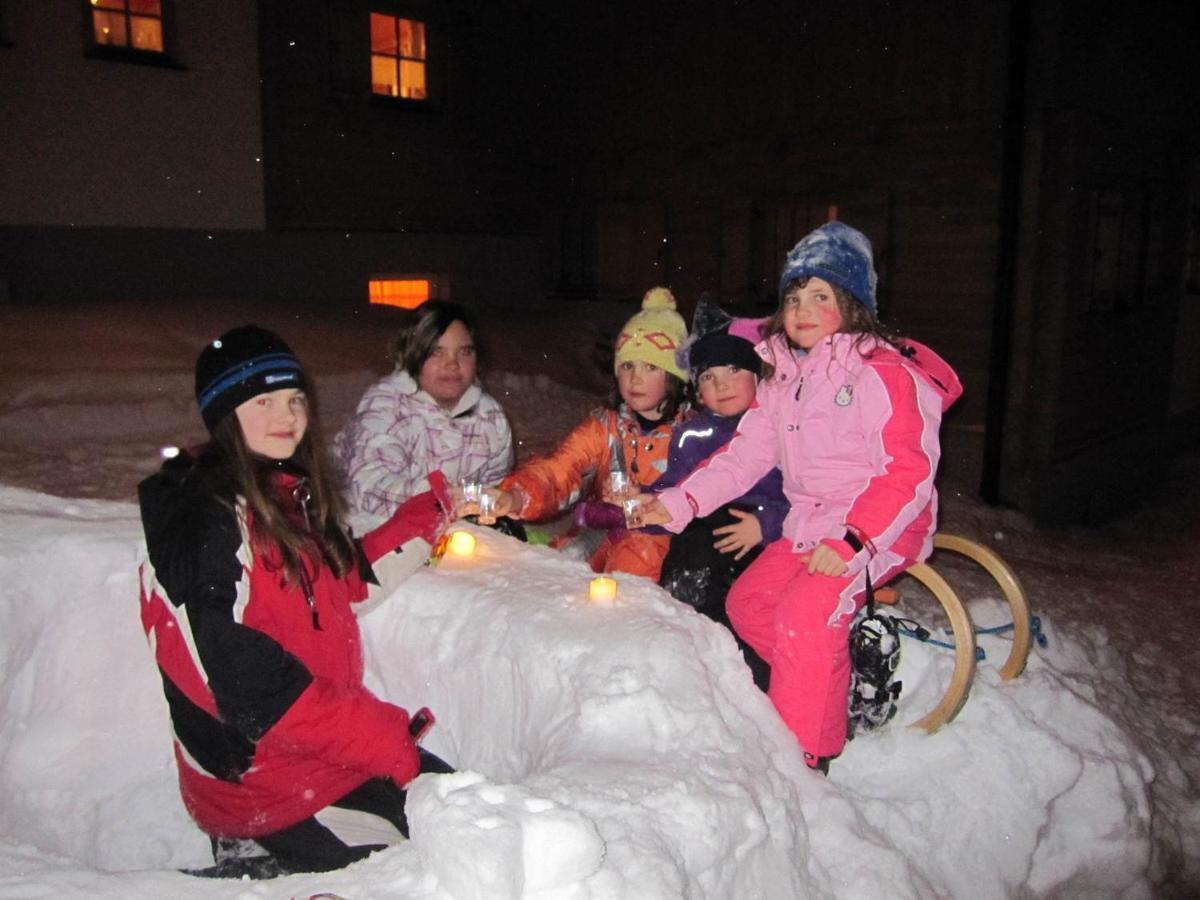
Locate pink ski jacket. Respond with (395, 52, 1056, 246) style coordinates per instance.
(657, 332, 962, 576)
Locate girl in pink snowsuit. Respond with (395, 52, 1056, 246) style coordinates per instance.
(642, 221, 962, 771)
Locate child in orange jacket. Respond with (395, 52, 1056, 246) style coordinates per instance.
(490, 288, 691, 580)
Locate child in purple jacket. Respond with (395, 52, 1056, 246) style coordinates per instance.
(654, 304, 787, 690)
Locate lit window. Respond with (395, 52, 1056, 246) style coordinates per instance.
(89, 0, 164, 53)
(370, 13, 426, 100)
(369, 277, 434, 309)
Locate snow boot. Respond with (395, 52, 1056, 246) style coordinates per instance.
(847, 609, 902, 737)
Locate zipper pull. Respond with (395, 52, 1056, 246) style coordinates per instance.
(293, 481, 313, 531)
(300, 570, 322, 630)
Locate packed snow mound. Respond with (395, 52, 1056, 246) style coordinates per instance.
(0, 486, 1159, 898)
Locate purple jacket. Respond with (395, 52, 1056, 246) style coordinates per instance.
(657, 332, 962, 576)
(653, 407, 787, 544)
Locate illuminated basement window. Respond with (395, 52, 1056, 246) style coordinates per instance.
(370, 12, 426, 99)
(369, 277, 436, 309)
(88, 0, 164, 53)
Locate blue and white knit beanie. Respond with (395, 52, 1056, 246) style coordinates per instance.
(779, 221, 878, 313)
(194, 325, 307, 431)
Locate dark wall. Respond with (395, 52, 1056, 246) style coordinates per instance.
(549, 1, 1013, 433)
(998, 0, 1200, 523)
(0, 0, 264, 230)
(0, 225, 539, 308)
(255, 0, 581, 240)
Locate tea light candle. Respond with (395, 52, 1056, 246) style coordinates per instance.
(447, 530, 477, 557)
(588, 575, 618, 603)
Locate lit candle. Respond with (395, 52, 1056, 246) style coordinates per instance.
(447, 530, 476, 557)
(588, 575, 618, 603)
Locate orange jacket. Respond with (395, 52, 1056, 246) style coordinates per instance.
(501, 405, 687, 580)
(502, 405, 682, 519)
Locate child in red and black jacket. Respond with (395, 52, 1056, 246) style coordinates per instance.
(138, 325, 453, 878)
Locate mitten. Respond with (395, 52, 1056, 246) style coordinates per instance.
(573, 499, 626, 532)
(361, 471, 452, 564)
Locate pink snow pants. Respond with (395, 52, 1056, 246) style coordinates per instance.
(727, 538, 909, 766)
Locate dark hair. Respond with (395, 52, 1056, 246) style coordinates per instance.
(607, 370, 690, 422)
(759, 277, 902, 378)
(388, 300, 481, 378)
(211, 391, 356, 585)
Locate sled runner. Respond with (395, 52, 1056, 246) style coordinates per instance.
(868, 534, 1035, 733)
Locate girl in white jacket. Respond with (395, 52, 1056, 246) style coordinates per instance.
(336, 300, 514, 526)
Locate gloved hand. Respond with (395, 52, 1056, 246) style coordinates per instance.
(573, 499, 626, 532)
(361, 471, 453, 564)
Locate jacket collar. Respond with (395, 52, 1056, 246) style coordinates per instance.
(393, 369, 483, 417)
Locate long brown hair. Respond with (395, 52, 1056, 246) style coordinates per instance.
(211, 396, 356, 584)
(759, 277, 903, 378)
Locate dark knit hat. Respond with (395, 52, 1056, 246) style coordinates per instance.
(688, 329, 762, 377)
(779, 221, 878, 313)
(677, 295, 763, 377)
(194, 325, 307, 431)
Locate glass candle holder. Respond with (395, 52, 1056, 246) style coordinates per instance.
(477, 490, 497, 526)
(456, 480, 482, 517)
(609, 470, 630, 501)
(622, 495, 644, 529)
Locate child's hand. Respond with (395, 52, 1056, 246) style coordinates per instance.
(490, 488, 523, 519)
(806, 543, 849, 577)
(711, 509, 763, 560)
(635, 497, 672, 526)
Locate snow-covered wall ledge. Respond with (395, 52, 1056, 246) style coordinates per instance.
(0, 487, 1156, 898)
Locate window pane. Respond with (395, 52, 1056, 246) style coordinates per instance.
(92, 0, 127, 11)
(399, 18, 425, 60)
(130, 16, 163, 51)
(128, 0, 162, 13)
(370, 13, 397, 54)
(400, 60, 426, 99)
(371, 55, 399, 96)
(369, 279, 431, 309)
(93, 10, 128, 46)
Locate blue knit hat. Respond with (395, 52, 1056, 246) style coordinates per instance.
(779, 221, 878, 313)
(194, 325, 307, 431)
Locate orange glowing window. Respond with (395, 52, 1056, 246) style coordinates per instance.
(89, 0, 164, 53)
(369, 278, 432, 309)
(370, 13, 426, 99)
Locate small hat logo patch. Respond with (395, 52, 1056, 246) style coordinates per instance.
(835, 384, 854, 407)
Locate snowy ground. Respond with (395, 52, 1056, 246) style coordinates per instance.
(0, 301, 1197, 898)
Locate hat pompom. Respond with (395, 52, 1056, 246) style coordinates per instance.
(641, 286, 677, 311)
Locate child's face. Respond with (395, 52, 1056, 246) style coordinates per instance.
(782, 277, 844, 350)
(235, 388, 309, 460)
(616, 360, 669, 419)
(697, 365, 757, 417)
(419, 320, 477, 410)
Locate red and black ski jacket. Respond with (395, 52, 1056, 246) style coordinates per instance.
(137, 449, 434, 838)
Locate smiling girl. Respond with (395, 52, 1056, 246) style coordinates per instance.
(138, 325, 455, 876)
(640, 222, 963, 772)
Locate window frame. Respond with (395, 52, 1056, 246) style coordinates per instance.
(81, 0, 184, 69)
(364, 4, 442, 110)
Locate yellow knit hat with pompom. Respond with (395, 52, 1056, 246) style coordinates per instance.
(613, 287, 689, 381)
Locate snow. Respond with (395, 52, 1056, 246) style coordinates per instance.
(0, 301, 1197, 898)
